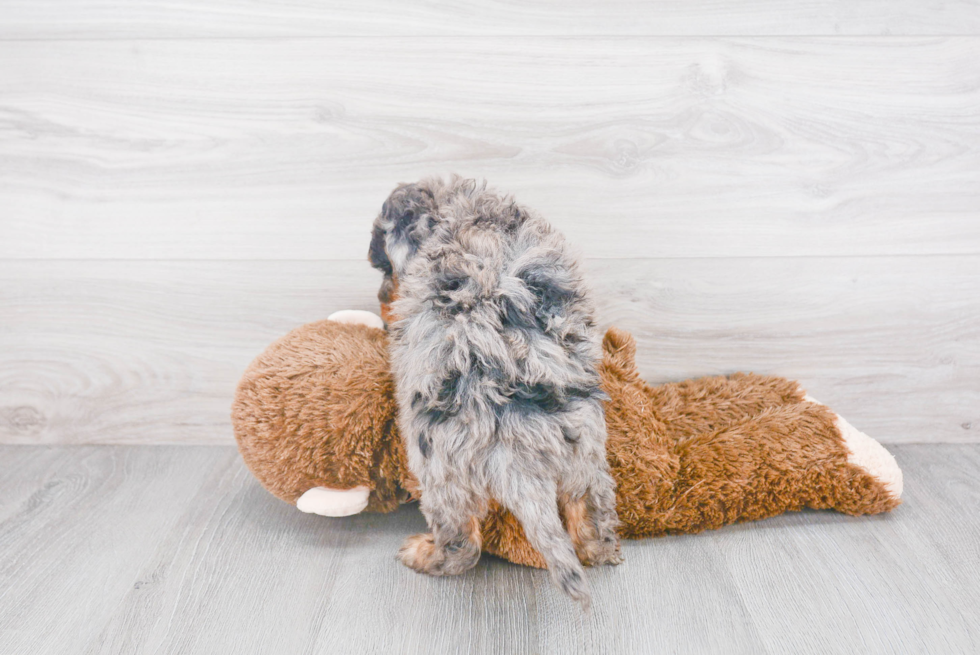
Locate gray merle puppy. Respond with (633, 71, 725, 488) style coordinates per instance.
(368, 176, 621, 607)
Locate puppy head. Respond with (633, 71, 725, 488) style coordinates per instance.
(368, 181, 440, 322)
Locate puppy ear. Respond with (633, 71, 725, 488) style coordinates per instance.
(368, 224, 392, 275)
(379, 183, 438, 272)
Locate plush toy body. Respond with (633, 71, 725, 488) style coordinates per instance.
(233, 313, 902, 569)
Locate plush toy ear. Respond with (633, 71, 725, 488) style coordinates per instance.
(602, 326, 640, 378)
(327, 309, 385, 330)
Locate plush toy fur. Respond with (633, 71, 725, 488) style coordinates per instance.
(233, 314, 902, 569)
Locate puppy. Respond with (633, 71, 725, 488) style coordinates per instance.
(368, 176, 621, 607)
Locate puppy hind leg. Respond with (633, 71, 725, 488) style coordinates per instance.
(576, 469, 622, 566)
(561, 495, 597, 564)
(398, 485, 485, 577)
(561, 402, 622, 566)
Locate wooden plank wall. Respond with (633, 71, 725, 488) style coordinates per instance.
(1, 3, 978, 444)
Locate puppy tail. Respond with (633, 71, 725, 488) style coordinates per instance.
(550, 555, 592, 611)
(496, 481, 592, 610)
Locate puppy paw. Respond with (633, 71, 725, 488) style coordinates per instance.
(578, 536, 624, 567)
(398, 532, 482, 576)
(594, 537, 624, 566)
(398, 533, 440, 573)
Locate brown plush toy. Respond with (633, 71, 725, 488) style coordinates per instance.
(232, 311, 902, 569)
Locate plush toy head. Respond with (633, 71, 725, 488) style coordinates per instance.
(233, 317, 416, 516)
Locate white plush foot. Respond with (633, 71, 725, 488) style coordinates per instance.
(296, 486, 371, 517)
(327, 310, 385, 330)
(803, 393, 903, 499)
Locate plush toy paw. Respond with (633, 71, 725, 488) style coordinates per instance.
(804, 394, 903, 500)
(295, 486, 370, 517)
(326, 309, 385, 330)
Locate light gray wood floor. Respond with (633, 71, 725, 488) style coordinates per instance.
(1, 444, 977, 654)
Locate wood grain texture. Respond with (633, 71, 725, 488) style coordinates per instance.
(0, 444, 977, 654)
(1, 38, 978, 259)
(710, 443, 980, 654)
(1, 256, 977, 445)
(2, 0, 980, 38)
(0, 446, 230, 654)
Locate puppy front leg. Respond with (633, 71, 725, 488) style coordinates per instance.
(399, 486, 485, 577)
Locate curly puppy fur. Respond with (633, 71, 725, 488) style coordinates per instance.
(368, 176, 621, 607)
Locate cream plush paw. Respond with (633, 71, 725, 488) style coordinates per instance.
(296, 486, 371, 517)
(803, 393, 903, 499)
(327, 310, 385, 330)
